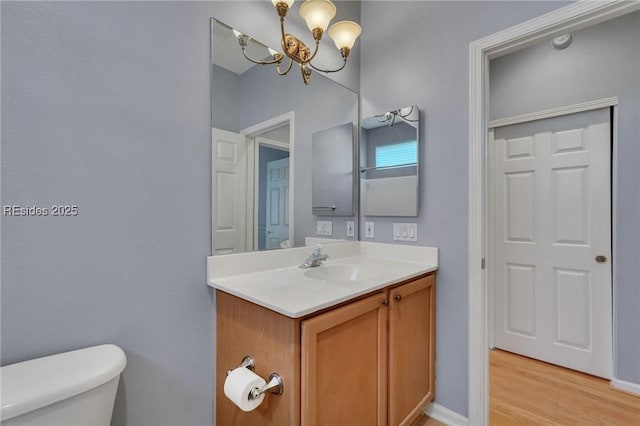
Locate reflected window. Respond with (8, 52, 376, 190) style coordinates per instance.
(375, 140, 417, 168)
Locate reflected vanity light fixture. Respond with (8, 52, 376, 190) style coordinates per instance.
(233, 0, 361, 85)
(375, 106, 419, 127)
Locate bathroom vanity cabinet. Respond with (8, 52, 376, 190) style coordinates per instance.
(215, 272, 436, 426)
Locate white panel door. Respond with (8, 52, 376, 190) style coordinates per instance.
(265, 157, 290, 249)
(491, 108, 612, 378)
(212, 128, 247, 255)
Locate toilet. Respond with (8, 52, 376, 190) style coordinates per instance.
(1, 344, 126, 426)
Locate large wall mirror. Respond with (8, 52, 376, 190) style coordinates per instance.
(211, 18, 359, 256)
(360, 105, 420, 217)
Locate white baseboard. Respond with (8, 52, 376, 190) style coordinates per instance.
(611, 378, 640, 396)
(425, 403, 469, 426)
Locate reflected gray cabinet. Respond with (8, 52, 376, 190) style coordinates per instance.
(312, 123, 355, 216)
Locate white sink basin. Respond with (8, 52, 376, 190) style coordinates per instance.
(303, 264, 380, 283)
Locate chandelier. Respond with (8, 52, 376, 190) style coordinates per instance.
(233, 0, 361, 85)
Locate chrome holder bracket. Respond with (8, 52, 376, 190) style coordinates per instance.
(249, 373, 284, 400)
(226, 355, 255, 376)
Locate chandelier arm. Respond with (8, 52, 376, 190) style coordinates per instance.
(280, 16, 288, 55)
(308, 58, 348, 74)
(241, 47, 282, 65)
(276, 58, 294, 75)
(280, 17, 319, 65)
(304, 40, 322, 64)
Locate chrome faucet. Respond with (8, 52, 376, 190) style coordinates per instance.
(299, 245, 329, 269)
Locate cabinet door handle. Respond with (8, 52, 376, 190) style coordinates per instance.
(394, 294, 402, 302)
(381, 299, 389, 306)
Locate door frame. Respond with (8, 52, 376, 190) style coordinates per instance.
(241, 112, 295, 251)
(256, 137, 290, 250)
(487, 99, 616, 361)
(467, 1, 640, 424)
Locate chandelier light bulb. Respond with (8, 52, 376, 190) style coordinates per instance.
(268, 47, 281, 57)
(328, 20, 361, 50)
(299, 0, 337, 32)
(232, 29, 243, 39)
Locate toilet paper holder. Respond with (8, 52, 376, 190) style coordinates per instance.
(226, 355, 284, 398)
(226, 355, 255, 375)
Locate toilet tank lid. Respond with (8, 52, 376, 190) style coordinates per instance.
(0, 344, 126, 421)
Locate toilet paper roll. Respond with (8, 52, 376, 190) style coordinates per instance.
(224, 367, 267, 412)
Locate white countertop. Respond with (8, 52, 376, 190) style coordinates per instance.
(207, 242, 438, 318)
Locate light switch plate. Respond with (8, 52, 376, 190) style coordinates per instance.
(317, 220, 333, 236)
(365, 221, 375, 239)
(346, 221, 355, 237)
(393, 223, 418, 242)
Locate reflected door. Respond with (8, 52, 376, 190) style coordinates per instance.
(212, 128, 247, 255)
(265, 157, 290, 249)
(491, 108, 612, 378)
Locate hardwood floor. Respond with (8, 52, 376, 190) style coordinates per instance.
(490, 349, 640, 425)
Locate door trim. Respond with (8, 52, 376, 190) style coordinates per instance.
(468, 1, 640, 424)
(488, 97, 619, 129)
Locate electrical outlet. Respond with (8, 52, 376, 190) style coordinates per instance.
(346, 221, 355, 237)
(317, 220, 333, 236)
(365, 221, 375, 239)
(393, 223, 418, 242)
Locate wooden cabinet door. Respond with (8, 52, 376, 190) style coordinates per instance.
(388, 274, 436, 426)
(301, 291, 388, 426)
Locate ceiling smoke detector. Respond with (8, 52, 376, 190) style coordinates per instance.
(551, 33, 573, 50)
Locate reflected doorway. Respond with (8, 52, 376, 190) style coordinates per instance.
(241, 114, 294, 252)
(257, 142, 290, 250)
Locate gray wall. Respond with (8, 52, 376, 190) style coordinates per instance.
(490, 11, 640, 385)
(211, 64, 239, 132)
(1, 2, 217, 425)
(359, 0, 572, 415)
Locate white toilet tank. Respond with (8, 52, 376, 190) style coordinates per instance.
(0, 344, 126, 426)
